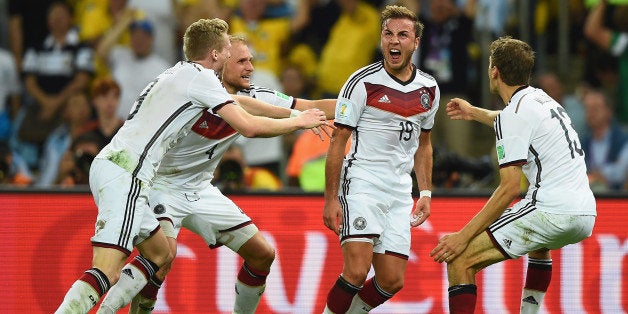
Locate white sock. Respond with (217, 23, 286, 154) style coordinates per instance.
(520, 288, 546, 314)
(97, 256, 157, 313)
(55, 280, 101, 314)
(233, 281, 265, 314)
(346, 294, 373, 314)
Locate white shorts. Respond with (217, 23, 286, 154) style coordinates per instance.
(149, 182, 257, 252)
(339, 179, 414, 258)
(488, 200, 596, 259)
(89, 158, 160, 254)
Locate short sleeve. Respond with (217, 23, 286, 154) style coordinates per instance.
(188, 70, 233, 111)
(494, 111, 532, 167)
(334, 81, 367, 128)
(421, 84, 441, 131)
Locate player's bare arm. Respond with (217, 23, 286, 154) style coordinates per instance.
(430, 165, 522, 263)
(447, 97, 501, 127)
(216, 102, 330, 137)
(295, 99, 337, 119)
(411, 130, 433, 227)
(232, 94, 292, 118)
(323, 125, 352, 235)
(584, 0, 612, 50)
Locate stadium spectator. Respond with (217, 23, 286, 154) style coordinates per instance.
(36, 92, 93, 187)
(0, 140, 32, 186)
(8, 0, 55, 71)
(315, 0, 380, 98)
(584, 0, 628, 124)
(128, 0, 179, 64)
(419, 0, 479, 156)
(12, 0, 93, 171)
(76, 0, 143, 77)
(216, 144, 283, 191)
(581, 89, 628, 191)
(285, 127, 350, 191)
(0, 47, 21, 143)
(55, 132, 101, 187)
(536, 71, 588, 136)
(83, 77, 124, 149)
(96, 17, 169, 119)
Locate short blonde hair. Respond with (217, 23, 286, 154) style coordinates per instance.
(183, 18, 229, 61)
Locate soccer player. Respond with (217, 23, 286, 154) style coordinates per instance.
(116, 35, 335, 313)
(322, 5, 438, 313)
(54, 18, 329, 314)
(430, 36, 597, 314)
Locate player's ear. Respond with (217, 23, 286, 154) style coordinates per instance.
(491, 66, 499, 79)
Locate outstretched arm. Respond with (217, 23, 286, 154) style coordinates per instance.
(232, 94, 293, 118)
(447, 97, 501, 127)
(295, 98, 336, 119)
(584, 0, 612, 50)
(216, 101, 331, 138)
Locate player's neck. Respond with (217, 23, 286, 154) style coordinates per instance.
(500, 84, 525, 104)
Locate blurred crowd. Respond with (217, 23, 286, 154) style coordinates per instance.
(0, 0, 627, 193)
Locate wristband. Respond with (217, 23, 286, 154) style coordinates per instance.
(290, 109, 301, 117)
(419, 190, 432, 198)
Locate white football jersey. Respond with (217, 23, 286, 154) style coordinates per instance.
(96, 61, 234, 183)
(494, 86, 596, 215)
(334, 62, 440, 193)
(153, 84, 295, 189)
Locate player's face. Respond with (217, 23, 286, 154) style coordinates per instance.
(381, 18, 418, 73)
(222, 42, 254, 91)
(488, 57, 498, 94)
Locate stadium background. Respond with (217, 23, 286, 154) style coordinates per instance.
(1, 190, 625, 313)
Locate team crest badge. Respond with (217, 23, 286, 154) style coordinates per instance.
(420, 93, 431, 110)
(154, 204, 166, 214)
(353, 217, 367, 230)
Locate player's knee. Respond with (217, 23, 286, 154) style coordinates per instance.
(342, 268, 369, 286)
(246, 245, 275, 270)
(376, 275, 404, 294)
(151, 250, 174, 268)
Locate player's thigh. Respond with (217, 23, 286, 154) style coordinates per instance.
(460, 231, 507, 270)
(89, 159, 158, 254)
(372, 252, 408, 288)
(149, 186, 197, 240)
(341, 241, 375, 282)
(340, 185, 388, 241)
(489, 203, 595, 259)
(375, 194, 414, 257)
(181, 185, 254, 249)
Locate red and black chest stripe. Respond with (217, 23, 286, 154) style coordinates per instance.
(191, 109, 237, 139)
(365, 83, 436, 117)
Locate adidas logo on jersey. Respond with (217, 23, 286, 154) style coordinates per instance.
(378, 95, 391, 103)
(122, 268, 135, 279)
(502, 238, 512, 249)
(199, 121, 209, 129)
(522, 296, 538, 305)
